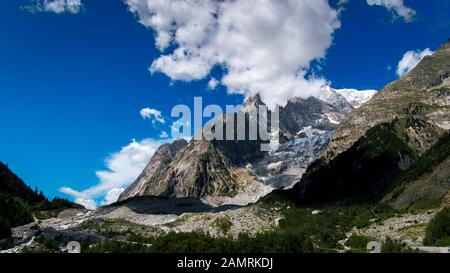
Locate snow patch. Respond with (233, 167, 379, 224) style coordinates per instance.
(335, 89, 377, 108)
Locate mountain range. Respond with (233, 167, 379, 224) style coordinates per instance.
(119, 84, 374, 206)
(293, 40, 450, 207)
(119, 40, 449, 211)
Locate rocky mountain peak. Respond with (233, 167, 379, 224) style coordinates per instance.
(319, 86, 355, 114)
(156, 139, 188, 157)
(335, 89, 378, 108)
(441, 38, 450, 49)
(167, 138, 188, 150)
(242, 93, 266, 112)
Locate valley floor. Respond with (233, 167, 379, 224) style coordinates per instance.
(1, 197, 448, 253)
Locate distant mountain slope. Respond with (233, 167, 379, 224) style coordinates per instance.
(1, 162, 45, 237)
(294, 112, 443, 204)
(322, 40, 450, 162)
(0, 162, 82, 238)
(384, 132, 450, 210)
(0, 162, 46, 205)
(291, 40, 450, 207)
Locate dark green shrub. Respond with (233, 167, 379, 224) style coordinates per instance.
(382, 238, 420, 253)
(0, 193, 33, 228)
(0, 216, 11, 238)
(424, 207, 450, 246)
(347, 235, 374, 251)
(212, 217, 233, 234)
(85, 231, 313, 254)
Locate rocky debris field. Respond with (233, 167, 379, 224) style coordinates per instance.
(0, 199, 280, 252)
(94, 199, 279, 238)
(0, 209, 96, 253)
(165, 205, 278, 238)
(353, 209, 437, 247)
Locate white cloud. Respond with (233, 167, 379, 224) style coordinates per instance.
(100, 188, 125, 206)
(60, 138, 166, 209)
(396, 48, 434, 77)
(366, 0, 416, 22)
(159, 131, 169, 139)
(337, 0, 349, 11)
(24, 0, 84, 14)
(59, 187, 97, 210)
(140, 107, 165, 124)
(125, 0, 341, 108)
(208, 78, 219, 90)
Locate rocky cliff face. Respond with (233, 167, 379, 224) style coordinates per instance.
(385, 132, 450, 210)
(119, 139, 188, 201)
(119, 86, 373, 205)
(279, 87, 354, 141)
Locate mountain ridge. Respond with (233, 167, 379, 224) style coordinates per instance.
(0, 162, 82, 238)
(118, 87, 368, 205)
(290, 41, 450, 206)
(321, 42, 450, 162)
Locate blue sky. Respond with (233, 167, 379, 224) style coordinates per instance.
(1, 0, 449, 208)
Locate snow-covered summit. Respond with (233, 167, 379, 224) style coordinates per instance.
(335, 88, 378, 108)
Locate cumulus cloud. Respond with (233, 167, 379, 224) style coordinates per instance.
(59, 187, 97, 210)
(208, 78, 219, 90)
(140, 107, 165, 124)
(336, 0, 349, 12)
(396, 48, 434, 77)
(125, 0, 341, 108)
(100, 188, 125, 206)
(60, 138, 166, 209)
(366, 0, 416, 22)
(159, 131, 169, 139)
(24, 0, 84, 14)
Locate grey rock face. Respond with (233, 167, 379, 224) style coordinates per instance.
(118, 139, 188, 201)
(119, 86, 359, 203)
(280, 97, 348, 142)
